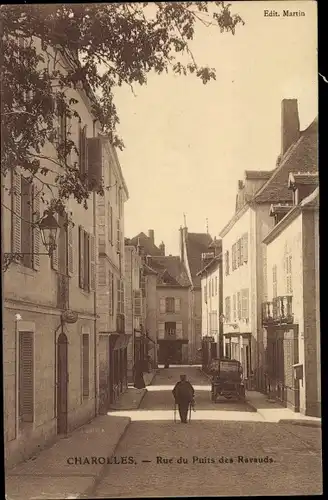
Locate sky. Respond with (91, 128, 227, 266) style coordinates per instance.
(112, 1, 318, 256)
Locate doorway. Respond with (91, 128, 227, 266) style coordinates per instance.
(57, 332, 68, 435)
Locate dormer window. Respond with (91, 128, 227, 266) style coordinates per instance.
(269, 204, 292, 225)
(288, 172, 318, 205)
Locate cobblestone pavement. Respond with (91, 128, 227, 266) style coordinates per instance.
(92, 366, 322, 498)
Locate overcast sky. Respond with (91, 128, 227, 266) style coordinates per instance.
(113, 1, 317, 256)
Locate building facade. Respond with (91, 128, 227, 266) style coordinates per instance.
(219, 100, 318, 392)
(263, 175, 319, 416)
(96, 139, 129, 414)
(3, 47, 102, 467)
(197, 245, 223, 370)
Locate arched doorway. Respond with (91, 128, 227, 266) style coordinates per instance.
(57, 332, 68, 435)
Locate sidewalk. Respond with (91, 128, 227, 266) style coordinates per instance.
(246, 391, 321, 427)
(5, 414, 130, 500)
(110, 370, 157, 411)
(198, 367, 321, 428)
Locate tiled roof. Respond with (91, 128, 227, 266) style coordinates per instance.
(254, 118, 318, 203)
(185, 232, 213, 287)
(288, 171, 319, 188)
(197, 254, 222, 276)
(301, 186, 319, 208)
(245, 170, 274, 180)
(148, 256, 191, 287)
(129, 232, 162, 256)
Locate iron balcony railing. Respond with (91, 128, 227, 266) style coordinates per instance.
(262, 296, 293, 325)
(57, 273, 69, 310)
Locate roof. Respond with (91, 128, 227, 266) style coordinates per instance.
(244, 170, 273, 180)
(185, 232, 213, 287)
(254, 118, 318, 203)
(148, 256, 191, 287)
(288, 171, 319, 189)
(129, 232, 162, 256)
(263, 185, 319, 245)
(143, 263, 158, 275)
(197, 254, 222, 276)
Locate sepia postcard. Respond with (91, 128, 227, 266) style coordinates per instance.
(1, 1, 321, 498)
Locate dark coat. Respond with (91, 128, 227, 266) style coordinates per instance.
(172, 380, 195, 404)
(133, 366, 145, 389)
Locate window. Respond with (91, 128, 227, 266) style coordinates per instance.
(78, 226, 96, 292)
(21, 176, 33, 268)
(82, 334, 90, 399)
(233, 294, 237, 321)
(241, 289, 249, 320)
(236, 239, 242, 267)
(272, 265, 277, 298)
(225, 251, 230, 275)
(237, 292, 241, 320)
(108, 203, 113, 244)
(165, 322, 176, 337)
(79, 124, 88, 178)
(232, 244, 236, 271)
(19, 331, 34, 424)
(117, 279, 124, 314)
(225, 296, 231, 322)
(286, 255, 293, 295)
(165, 297, 175, 313)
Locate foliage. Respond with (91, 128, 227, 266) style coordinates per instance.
(0, 2, 244, 212)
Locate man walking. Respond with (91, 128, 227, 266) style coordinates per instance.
(172, 374, 195, 423)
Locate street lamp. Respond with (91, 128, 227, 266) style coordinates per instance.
(38, 211, 60, 255)
(3, 210, 60, 271)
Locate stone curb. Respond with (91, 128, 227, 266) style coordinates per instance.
(278, 419, 321, 428)
(79, 416, 131, 499)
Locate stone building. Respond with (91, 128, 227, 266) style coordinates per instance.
(219, 100, 318, 392)
(263, 172, 319, 416)
(2, 47, 102, 466)
(96, 139, 129, 413)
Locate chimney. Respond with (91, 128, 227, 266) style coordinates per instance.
(148, 229, 154, 244)
(159, 241, 165, 256)
(281, 99, 300, 156)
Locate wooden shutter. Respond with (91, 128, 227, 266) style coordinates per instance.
(233, 294, 237, 321)
(159, 297, 166, 313)
(19, 332, 34, 422)
(12, 170, 22, 253)
(32, 184, 41, 270)
(87, 137, 102, 191)
(82, 334, 90, 398)
(51, 213, 59, 271)
(67, 221, 73, 276)
(116, 218, 120, 253)
(241, 289, 249, 320)
(158, 322, 165, 340)
(89, 234, 96, 291)
(176, 321, 183, 339)
(237, 292, 241, 320)
(243, 234, 248, 262)
(78, 226, 84, 288)
(174, 297, 181, 313)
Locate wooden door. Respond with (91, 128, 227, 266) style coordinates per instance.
(57, 332, 68, 435)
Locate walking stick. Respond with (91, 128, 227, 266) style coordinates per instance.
(174, 403, 176, 423)
(189, 402, 192, 422)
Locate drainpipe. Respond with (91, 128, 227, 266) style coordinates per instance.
(93, 120, 98, 418)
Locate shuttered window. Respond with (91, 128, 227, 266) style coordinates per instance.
(12, 170, 22, 254)
(21, 176, 33, 268)
(236, 239, 242, 267)
(19, 332, 34, 423)
(159, 297, 166, 313)
(241, 288, 249, 320)
(51, 213, 59, 271)
(158, 322, 165, 340)
(32, 184, 41, 270)
(82, 334, 90, 398)
(165, 297, 175, 313)
(233, 294, 237, 321)
(243, 233, 248, 263)
(174, 297, 181, 313)
(79, 124, 88, 179)
(67, 220, 74, 276)
(237, 292, 241, 320)
(286, 255, 293, 295)
(78, 227, 95, 292)
(117, 279, 124, 314)
(108, 203, 113, 244)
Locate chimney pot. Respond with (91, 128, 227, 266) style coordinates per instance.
(159, 241, 165, 256)
(148, 229, 154, 244)
(281, 99, 300, 156)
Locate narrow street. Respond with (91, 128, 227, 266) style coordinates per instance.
(92, 366, 322, 498)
